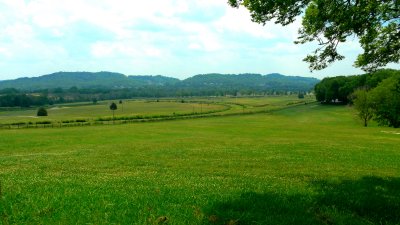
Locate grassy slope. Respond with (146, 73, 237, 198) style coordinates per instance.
(0, 104, 399, 224)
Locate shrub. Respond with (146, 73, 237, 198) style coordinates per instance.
(36, 121, 52, 125)
(37, 107, 48, 116)
(11, 122, 26, 126)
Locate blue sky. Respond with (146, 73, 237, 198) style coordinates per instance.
(0, 0, 396, 80)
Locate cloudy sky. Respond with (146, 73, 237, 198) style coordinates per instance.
(0, 0, 391, 80)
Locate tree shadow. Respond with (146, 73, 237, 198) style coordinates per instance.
(313, 176, 400, 225)
(203, 192, 316, 225)
(203, 176, 400, 225)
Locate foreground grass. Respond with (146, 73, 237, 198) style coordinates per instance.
(0, 104, 399, 224)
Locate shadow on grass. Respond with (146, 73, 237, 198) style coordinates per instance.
(204, 176, 400, 225)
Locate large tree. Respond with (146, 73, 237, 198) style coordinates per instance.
(110, 102, 118, 122)
(370, 75, 400, 128)
(228, 0, 400, 71)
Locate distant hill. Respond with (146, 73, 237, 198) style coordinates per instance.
(0, 71, 318, 92)
(181, 73, 319, 92)
(0, 72, 179, 90)
(128, 75, 180, 86)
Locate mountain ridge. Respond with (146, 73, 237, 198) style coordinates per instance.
(0, 71, 319, 92)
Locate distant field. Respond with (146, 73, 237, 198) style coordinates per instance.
(0, 95, 313, 125)
(0, 100, 225, 124)
(0, 102, 399, 224)
(203, 94, 314, 106)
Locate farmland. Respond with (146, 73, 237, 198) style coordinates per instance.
(0, 97, 399, 224)
(0, 95, 313, 128)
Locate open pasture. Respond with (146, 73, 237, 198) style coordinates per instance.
(208, 94, 313, 106)
(0, 103, 399, 224)
(0, 96, 313, 127)
(0, 100, 225, 124)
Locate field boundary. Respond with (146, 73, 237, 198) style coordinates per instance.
(0, 100, 316, 130)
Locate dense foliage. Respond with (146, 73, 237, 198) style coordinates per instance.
(369, 75, 400, 128)
(0, 92, 50, 107)
(0, 72, 319, 108)
(315, 69, 399, 104)
(0, 72, 179, 90)
(352, 88, 373, 127)
(315, 69, 400, 127)
(229, 0, 400, 71)
(0, 72, 318, 91)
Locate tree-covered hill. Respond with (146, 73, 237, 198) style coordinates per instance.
(0, 72, 318, 92)
(0, 72, 179, 90)
(182, 73, 319, 92)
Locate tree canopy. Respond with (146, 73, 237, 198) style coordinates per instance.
(314, 69, 400, 127)
(37, 107, 48, 117)
(315, 69, 399, 104)
(228, 0, 400, 71)
(352, 88, 373, 127)
(110, 102, 117, 111)
(369, 75, 400, 128)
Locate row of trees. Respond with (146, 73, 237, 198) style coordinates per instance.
(0, 94, 50, 107)
(0, 86, 309, 108)
(314, 69, 398, 104)
(315, 69, 400, 127)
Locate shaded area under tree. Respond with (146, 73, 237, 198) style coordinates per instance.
(204, 176, 400, 225)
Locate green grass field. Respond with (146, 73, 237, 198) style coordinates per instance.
(0, 96, 314, 127)
(0, 100, 225, 124)
(0, 100, 399, 224)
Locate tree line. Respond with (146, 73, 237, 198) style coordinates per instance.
(315, 69, 400, 127)
(0, 86, 307, 108)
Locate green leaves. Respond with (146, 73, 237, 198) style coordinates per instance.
(369, 75, 400, 128)
(109, 102, 117, 111)
(230, 0, 400, 71)
(352, 88, 374, 127)
(229, 0, 310, 25)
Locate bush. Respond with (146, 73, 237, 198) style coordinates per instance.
(37, 107, 48, 116)
(62, 120, 75, 124)
(11, 122, 26, 126)
(36, 121, 52, 125)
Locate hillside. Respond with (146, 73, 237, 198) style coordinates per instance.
(182, 73, 319, 91)
(0, 72, 318, 92)
(0, 72, 179, 90)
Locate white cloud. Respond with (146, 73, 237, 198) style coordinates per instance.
(214, 7, 275, 39)
(0, 47, 12, 58)
(90, 41, 164, 59)
(0, 0, 377, 79)
(188, 43, 202, 50)
(2, 23, 35, 41)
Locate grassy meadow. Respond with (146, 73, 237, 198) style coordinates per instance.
(0, 96, 313, 127)
(0, 100, 225, 124)
(0, 98, 399, 224)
